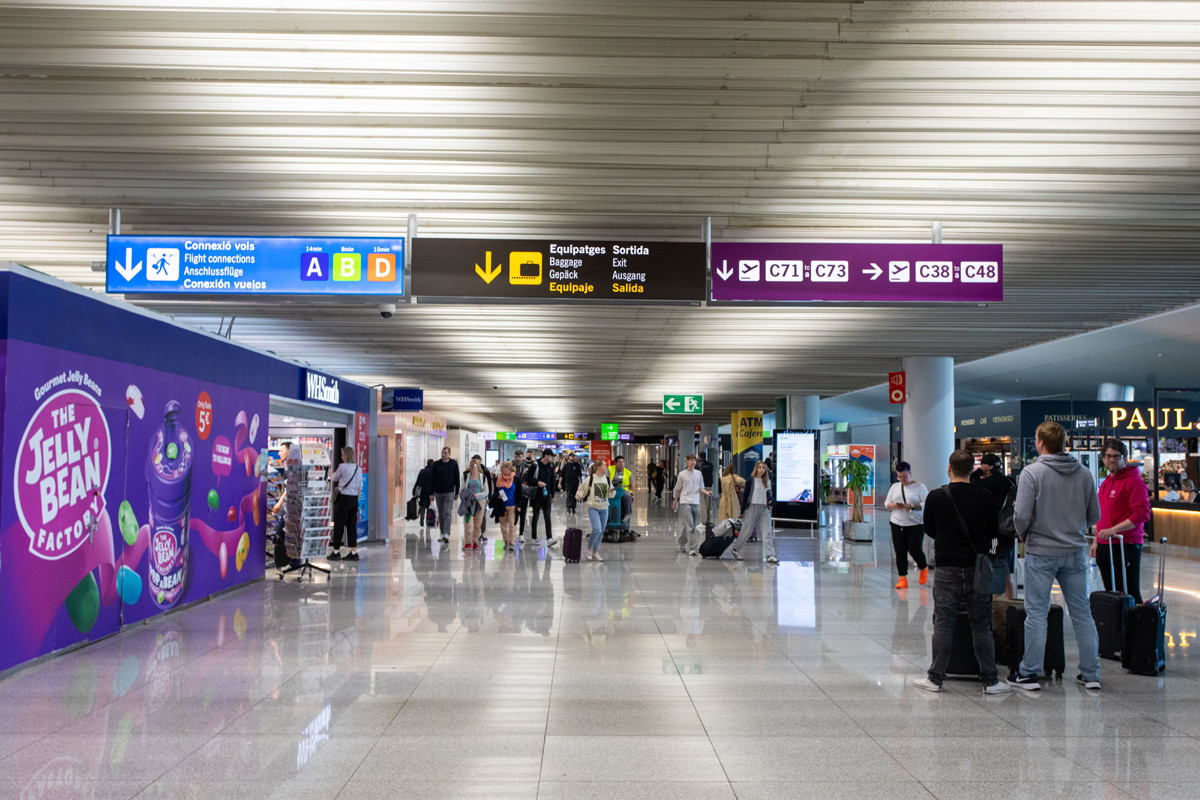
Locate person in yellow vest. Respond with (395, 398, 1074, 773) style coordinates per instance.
(608, 455, 635, 525)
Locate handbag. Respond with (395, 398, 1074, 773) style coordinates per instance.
(945, 485, 1006, 595)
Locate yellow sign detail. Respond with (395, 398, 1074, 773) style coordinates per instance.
(475, 251, 503, 284)
(509, 251, 543, 285)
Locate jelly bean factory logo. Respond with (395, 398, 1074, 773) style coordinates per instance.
(14, 389, 112, 560)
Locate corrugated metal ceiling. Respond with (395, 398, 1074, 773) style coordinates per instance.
(1, 0, 1199, 430)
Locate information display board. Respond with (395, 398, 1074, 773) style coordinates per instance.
(711, 242, 1002, 303)
(773, 429, 820, 525)
(106, 235, 405, 296)
(411, 238, 706, 301)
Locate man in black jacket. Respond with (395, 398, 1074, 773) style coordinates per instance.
(414, 459, 434, 529)
(558, 452, 583, 514)
(523, 448, 558, 548)
(428, 447, 459, 544)
(511, 449, 530, 538)
(913, 449, 1011, 695)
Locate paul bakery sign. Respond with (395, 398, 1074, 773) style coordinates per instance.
(15, 387, 111, 560)
(1106, 406, 1199, 432)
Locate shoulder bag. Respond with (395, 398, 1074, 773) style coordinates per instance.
(945, 484, 1006, 595)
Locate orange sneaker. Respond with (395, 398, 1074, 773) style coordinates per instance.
(918, 567, 929, 585)
(895, 576, 908, 589)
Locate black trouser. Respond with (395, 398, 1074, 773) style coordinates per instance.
(529, 492, 552, 540)
(516, 492, 529, 535)
(1097, 541, 1143, 604)
(331, 494, 359, 549)
(929, 565, 998, 686)
(565, 483, 579, 512)
(891, 522, 928, 576)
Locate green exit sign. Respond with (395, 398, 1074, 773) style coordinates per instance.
(663, 394, 703, 415)
(601, 424, 619, 441)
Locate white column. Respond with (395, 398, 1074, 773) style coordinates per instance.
(786, 394, 820, 429)
(901, 356, 955, 489)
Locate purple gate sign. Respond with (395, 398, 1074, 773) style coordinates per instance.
(711, 243, 1003, 303)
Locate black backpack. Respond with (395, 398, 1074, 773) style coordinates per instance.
(997, 481, 1019, 540)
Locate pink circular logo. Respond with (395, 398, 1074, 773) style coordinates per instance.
(14, 389, 112, 561)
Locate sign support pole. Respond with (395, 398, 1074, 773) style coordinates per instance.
(406, 213, 417, 303)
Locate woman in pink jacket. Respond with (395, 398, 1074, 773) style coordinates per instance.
(1090, 438, 1151, 603)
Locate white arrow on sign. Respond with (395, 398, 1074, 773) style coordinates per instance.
(115, 247, 142, 282)
(865, 263, 883, 280)
(665, 398, 680, 410)
(715, 260, 733, 281)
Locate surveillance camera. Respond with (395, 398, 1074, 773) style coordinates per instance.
(378, 302, 396, 319)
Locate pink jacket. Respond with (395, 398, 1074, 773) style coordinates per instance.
(1097, 465, 1151, 545)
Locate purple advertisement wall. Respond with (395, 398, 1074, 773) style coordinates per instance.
(0, 339, 268, 672)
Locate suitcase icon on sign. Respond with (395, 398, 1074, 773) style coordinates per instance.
(509, 252, 543, 285)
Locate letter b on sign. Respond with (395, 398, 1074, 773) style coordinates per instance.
(888, 371, 906, 404)
(332, 254, 361, 282)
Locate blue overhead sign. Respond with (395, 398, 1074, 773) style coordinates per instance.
(383, 387, 423, 412)
(106, 235, 405, 296)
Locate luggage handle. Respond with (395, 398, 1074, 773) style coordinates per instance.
(1151, 536, 1167, 607)
(1104, 533, 1127, 596)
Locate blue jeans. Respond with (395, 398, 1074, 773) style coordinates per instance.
(1019, 549, 1100, 681)
(587, 507, 609, 553)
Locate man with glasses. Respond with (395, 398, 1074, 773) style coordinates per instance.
(1007, 421, 1102, 691)
(1092, 439, 1151, 604)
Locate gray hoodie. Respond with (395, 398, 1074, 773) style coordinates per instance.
(1014, 452, 1100, 555)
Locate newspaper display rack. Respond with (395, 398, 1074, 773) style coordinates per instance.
(280, 442, 332, 581)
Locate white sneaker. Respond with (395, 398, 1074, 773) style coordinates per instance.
(984, 681, 1013, 695)
(766, 556, 779, 564)
(913, 677, 943, 693)
(592, 551, 604, 562)
(546, 537, 559, 548)
(519, 535, 526, 545)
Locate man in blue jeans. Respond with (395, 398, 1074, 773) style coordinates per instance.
(1009, 420, 1102, 691)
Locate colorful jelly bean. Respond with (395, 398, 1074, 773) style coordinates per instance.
(252, 490, 260, 526)
(117, 565, 142, 605)
(227, 506, 236, 523)
(118, 500, 139, 546)
(236, 532, 250, 571)
(207, 489, 219, 512)
(167, 442, 178, 460)
(65, 573, 100, 633)
(219, 542, 228, 579)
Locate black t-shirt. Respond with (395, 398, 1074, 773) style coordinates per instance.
(923, 482, 999, 569)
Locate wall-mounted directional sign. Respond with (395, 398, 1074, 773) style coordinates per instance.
(710, 243, 1002, 303)
(412, 238, 706, 301)
(663, 394, 704, 415)
(601, 424, 619, 441)
(106, 235, 405, 296)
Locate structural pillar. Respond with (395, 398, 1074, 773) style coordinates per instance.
(900, 357, 955, 489)
(786, 394, 820, 430)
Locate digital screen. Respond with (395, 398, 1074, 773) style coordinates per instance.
(773, 429, 819, 523)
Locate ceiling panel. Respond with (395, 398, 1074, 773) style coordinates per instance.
(0, 0, 1198, 432)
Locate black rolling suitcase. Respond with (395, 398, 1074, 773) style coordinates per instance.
(946, 610, 980, 677)
(994, 598, 1065, 678)
(1090, 534, 1135, 660)
(700, 519, 739, 559)
(1123, 537, 1167, 675)
(562, 527, 584, 563)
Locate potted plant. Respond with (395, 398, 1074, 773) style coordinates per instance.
(839, 457, 874, 541)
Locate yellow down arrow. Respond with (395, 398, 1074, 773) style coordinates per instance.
(475, 251, 502, 284)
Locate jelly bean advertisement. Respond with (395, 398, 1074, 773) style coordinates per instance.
(0, 339, 268, 671)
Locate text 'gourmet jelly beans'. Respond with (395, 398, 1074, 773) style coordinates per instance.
(117, 565, 142, 605)
(118, 500, 139, 546)
(146, 400, 193, 609)
(66, 572, 100, 633)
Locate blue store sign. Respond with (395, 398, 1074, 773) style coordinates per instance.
(384, 387, 423, 412)
(106, 235, 405, 296)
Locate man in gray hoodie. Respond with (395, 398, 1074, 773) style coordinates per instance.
(1007, 421, 1102, 691)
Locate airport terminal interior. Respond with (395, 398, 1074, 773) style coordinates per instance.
(4, 1, 1200, 799)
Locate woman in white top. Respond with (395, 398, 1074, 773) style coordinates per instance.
(328, 446, 362, 562)
(576, 457, 613, 561)
(732, 461, 778, 564)
(884, 460, 928, 589)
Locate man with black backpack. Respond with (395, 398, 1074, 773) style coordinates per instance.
(523, 449, 559, 548)
(913, 449, 1011, 695)
(972, 453, 1017, 597)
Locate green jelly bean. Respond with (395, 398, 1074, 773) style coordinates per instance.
(65, 572, 100, 633)
(118, 500, 139, 546)
(208, 489, 220, 512)
(166, 442, 178, 460)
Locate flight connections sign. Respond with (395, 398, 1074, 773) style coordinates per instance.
(106, 235, 406, 296)
(710, 243, 1003, 303)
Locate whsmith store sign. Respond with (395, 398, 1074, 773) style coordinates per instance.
(953, 400, 1200, 440)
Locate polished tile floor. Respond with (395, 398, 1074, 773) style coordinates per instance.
(2, 499, 1199, 799)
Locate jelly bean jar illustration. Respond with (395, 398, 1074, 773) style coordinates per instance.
(146, 400, 193, 607)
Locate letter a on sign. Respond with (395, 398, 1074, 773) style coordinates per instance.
(888, 371, 906, 404)
(301, 253, 329, 281)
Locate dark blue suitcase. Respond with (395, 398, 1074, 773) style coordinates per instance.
(1123, 537, 1167, 675)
